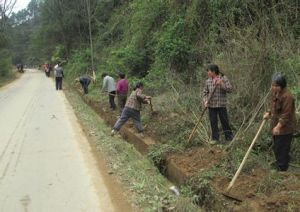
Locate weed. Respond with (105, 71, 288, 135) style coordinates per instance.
(256, 172, 284, 194)
(182, 169, 221, 210)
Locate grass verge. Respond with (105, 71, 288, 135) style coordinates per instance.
(64, 87, 200, 211)
(0, 70, 19, 87)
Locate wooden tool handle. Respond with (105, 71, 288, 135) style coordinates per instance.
(187, 85, 217, 143)
(226, 119, 267, 192)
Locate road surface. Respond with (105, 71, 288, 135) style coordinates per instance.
(0, 69, 115, 212)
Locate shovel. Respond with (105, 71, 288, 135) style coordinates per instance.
(149, 99, 158, 116)
(223, 118, 267, 201)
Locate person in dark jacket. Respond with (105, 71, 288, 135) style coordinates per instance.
(111, 82, 151, 137)
(76, 75, 92, 94)
(264, 74, 296, 171)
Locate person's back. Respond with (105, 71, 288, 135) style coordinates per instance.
(102, 73, 117, 110)
(80, 75, 91, 84)
(79, 75, 92, 94)
(54, 64, 64, 90)
(103, 75, 116, 92)
(117, 79, 128, 95)
(116, 73, 129, 113)
(55, 66, 64, 78)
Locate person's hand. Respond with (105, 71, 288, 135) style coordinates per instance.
(272, 126, 280, 135)
(145, 96, 151, 99)
(204, 100, 208, 108)
(215, 78, 224, 86)
(263, 112, 270, 119)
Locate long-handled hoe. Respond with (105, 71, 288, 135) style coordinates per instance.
(187, 85, 217, 143)
(222, 118, 267, 202)
(149, 99, 159, 116)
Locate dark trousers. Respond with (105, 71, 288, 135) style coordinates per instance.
(113, 107, 143, 133)
(273, 134, 292, 171)
(109, 91, 116, 110)
(208, 107, 233, 141)
(117, 94, 127, 113)
(55, 77, 63, 90)
(80, 81, 90, 94)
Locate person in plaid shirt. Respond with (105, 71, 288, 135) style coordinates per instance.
(203, 64, 233, 143)
(111, 82, 151, 137)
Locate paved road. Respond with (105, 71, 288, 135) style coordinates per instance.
(0, 69, 115, 212)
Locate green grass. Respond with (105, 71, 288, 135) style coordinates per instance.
(0, 70, 17, 87)
(64, 86, 199, 211)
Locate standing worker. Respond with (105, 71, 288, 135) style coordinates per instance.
(102, 73, 117, 110)
(116, 73, 129, 113)
(111, 82, 151, 137)
(203, 64, 233, 144)
(264, 74, 296, 171)
(55, 63, 64, 90)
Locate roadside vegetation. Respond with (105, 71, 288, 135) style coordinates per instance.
(64, 86, 199, 211)
(4, 0, 300, 211)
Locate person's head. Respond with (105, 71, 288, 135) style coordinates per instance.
(119, 73, 126, 79)
(101, 73, 107, 78)
(134, 82, 143, 91)
(271, 73, 287, 93)
(207, 64, 220, 78)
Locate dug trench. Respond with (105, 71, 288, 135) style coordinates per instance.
(73, 87, 300, 211)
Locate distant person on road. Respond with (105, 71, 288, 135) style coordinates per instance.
(45, 63, 50, 77)
(16, 63, 24, 73)
(263, 74, 296, 171)
(116, 73, 129, 113)
(203, 64, 233, 144)
(17, 64, 24, 73)
(76, 75, 92, 94)
(54, 63, 64, 90)
(102, 73, 116, 110)
(111, 82, 151, 137)
(48, 64, 53, 76)
(16, 64, 20, 72)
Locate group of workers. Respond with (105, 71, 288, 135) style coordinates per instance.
(70, 63, 297, 172)
(75, 72, 151, 138)
(204, 64, 296, 172)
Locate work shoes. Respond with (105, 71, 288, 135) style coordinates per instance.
(111, 129, 117, 136)
(209, 140, 218, 145)
(138, 132, 145, 138)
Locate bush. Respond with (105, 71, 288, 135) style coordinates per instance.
(0, 50, 12, 77)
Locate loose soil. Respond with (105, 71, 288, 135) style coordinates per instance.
(75, 86, 300, 211)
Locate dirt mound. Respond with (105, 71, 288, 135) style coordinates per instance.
(168, 147, 224, 177)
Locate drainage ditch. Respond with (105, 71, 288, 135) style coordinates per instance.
(78, 92, 190, 186)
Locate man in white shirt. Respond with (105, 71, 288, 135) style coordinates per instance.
(102, 73, 117, 110)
